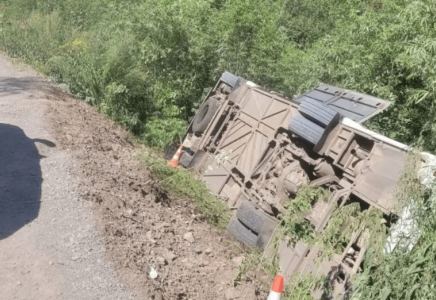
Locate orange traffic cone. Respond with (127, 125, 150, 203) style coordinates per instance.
(267, 275, 284, 300)
(168, 145, 183, 168)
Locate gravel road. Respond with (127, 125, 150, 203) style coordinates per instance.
(0, 53, 131, 299)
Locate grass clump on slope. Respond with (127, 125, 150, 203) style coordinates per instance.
(139, 150, 231, 230)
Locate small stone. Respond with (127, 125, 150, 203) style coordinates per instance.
(16, 281, 22, 286)
(189, 247, 202, 254)
(163, 250, 177, 262)
(71, 255, 80, 261)
(160, 222, 170, 228)
(183, 232, 195, 243)
(146, 231, 157, 243)
(49, 260, 54, 266)
(154, 291, 164, 300)
(112, 143, 121, 153)
(199, 260, 209, 267)
(232, 256, 244, 267)
(156, 256, 167, 265)
(205, 248, 213, 255)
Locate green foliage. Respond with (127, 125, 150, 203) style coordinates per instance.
(234, 247, 280, 287)
(324, 203, 387, 251)
(282, 186, 330, 246)
(4, 0, 436, 151)
(138, 150, 231, 229)
(284, 274, 325, 300)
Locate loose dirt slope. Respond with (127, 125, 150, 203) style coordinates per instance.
(0, 52, 264, 299)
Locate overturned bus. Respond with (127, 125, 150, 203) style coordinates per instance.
(177, 72, 435, 298)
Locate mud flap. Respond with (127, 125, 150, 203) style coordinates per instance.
(179, 152, 193, 168)
(184, 150, 206, 169)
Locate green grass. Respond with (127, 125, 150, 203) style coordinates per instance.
(138, 149, 231, 230)
(281, 186, 330, 246)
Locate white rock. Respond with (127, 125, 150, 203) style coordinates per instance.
(71, 255, 80, 261)
(183, 232, 195, 243)
(149, 267, 158, 279)
(232, 256, 244, 267)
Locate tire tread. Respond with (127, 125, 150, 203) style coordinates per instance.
(227, 217, 258, 247)
(236, 201, 264, 234)
(288, 116, 324, 145)
(299, 98, 338, 128)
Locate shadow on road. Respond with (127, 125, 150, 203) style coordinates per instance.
(0, 123, 55, 240)
(0, 77, 40, 97)
(0, 77, 67, 99)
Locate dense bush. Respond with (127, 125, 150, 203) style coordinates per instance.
(3, 0, 436, 151)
